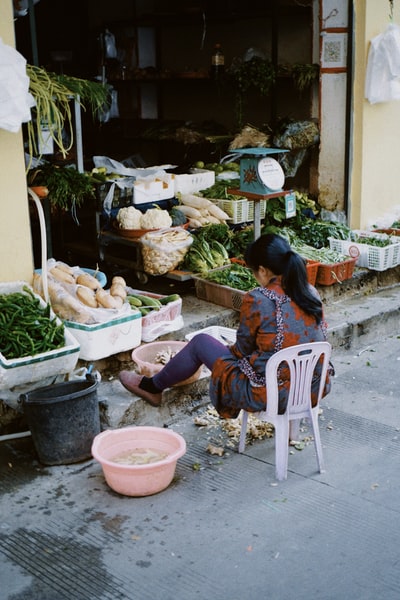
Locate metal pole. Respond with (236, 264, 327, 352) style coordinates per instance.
(74, 96, 84, 173)
(28, 0, 39, 66)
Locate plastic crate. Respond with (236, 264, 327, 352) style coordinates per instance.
(216, 198, 266, 224)
(316, 257, 357, 286)
(305, 259, 320, 286)
(185, 326, 237, 345)
(329, 231, 400, 271)
(193, 267, 247, 311)
(0, 281, 80, 390)
(95, 180, 133, 211)
(127, 288, 184, 342)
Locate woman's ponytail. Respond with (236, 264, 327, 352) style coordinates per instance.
(245, 234, 323, 323)
(282, 251, 323, 323)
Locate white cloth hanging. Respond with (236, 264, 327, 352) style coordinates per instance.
(365, 23, 400, 104)
(0, 37, 35, 132)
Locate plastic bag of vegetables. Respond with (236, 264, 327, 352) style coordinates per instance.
(140, 228, 193, 275)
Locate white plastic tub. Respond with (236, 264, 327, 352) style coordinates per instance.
(0, 281, 80, 390)
(65, 311, 142, 361)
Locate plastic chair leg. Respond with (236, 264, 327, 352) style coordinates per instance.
(289, 418, 301, 441)
(309, 408, 325, 473)
(274, 417, 290, 481)
(238, 411, 249, 453)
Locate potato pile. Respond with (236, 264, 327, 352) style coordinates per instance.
(50, 263, 127, 310)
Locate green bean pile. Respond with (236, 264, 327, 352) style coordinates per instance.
(0, 287, 65, 360)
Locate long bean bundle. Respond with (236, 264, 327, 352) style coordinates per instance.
(26, 65, 110, 166)
(0, 287, 65, 360)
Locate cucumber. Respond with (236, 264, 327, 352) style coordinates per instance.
(159, 293, 181, 305)
(127, 295, 142, 307)
(129, 293, 162, 309)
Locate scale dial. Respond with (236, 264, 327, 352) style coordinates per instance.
(257, 157, 285, 191)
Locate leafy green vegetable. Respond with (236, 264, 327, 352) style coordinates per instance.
(200, 180, 242, 200)
(229, 226, 255, 259)
(350, 233, 394, 247)
(297, 219, 351, 248)
(182, 234, 230, 274)
(195, 223, 234, 248)
(170, 207, 187, 226)
(203, 264, 258, 291)
(28, 162, 95, 211)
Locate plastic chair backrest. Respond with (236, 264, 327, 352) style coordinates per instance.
(263, 341, 331, 421)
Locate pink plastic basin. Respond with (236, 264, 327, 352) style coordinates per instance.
(131, 340, 202, 385)
(91, 426, 186, 497)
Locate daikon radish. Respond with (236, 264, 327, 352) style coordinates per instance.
(180, 193, 212, 209)
(198, 215, 214, 225)
(188, 218, 203, 228)
(199, 208, 211, 216)
(203, 214, 221, 224)
(176, 204, 203, 219)
(207, 203, 231, 220)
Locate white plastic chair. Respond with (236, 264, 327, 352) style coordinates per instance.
(238, 341, 332, 481)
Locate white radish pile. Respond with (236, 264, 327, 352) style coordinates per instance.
(178, 193, 231, 229)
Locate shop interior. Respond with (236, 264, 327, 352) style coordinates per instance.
(14, 0, 317, 283)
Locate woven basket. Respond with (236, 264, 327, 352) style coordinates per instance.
(305, 260, 320, 286)
(316, 257, 357, 286)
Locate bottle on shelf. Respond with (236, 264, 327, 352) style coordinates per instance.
(211, 43, 225, 79)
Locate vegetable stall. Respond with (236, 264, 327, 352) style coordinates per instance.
(3, 156, 399, 389)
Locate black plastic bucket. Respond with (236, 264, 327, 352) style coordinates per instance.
(20, 378, 100, 466)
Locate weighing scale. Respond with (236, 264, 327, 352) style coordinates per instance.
(228, 148, 296, 239)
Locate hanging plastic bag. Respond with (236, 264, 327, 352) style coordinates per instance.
(0, 37, 35, 132)
(365, 23, 400, 104)
(103, 29, 117, 59)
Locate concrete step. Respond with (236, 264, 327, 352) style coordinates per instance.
(1, 265, 399, 436)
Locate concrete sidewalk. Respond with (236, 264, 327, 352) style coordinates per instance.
(1, 329, 400, 600)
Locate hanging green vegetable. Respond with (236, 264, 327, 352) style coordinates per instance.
(26, 65, 111, 166)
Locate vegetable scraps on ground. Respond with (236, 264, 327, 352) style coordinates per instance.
(0, 287, 65, 360)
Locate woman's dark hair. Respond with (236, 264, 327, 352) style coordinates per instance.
(244, 233, 323, 323)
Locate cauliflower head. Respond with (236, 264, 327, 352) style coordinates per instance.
(140, 208, 172, 229)
(116, 206, 142, 229)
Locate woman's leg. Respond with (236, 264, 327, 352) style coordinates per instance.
(153, 333, 229, 389)
(119, 333, 230, 405)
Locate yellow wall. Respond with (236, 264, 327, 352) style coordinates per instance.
(0, 0, 34, 284)
(350, 1, 400, 229)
